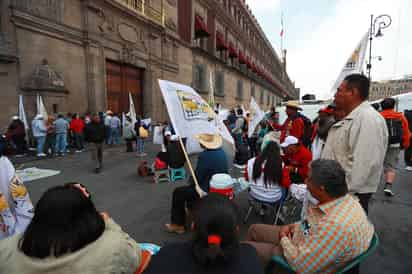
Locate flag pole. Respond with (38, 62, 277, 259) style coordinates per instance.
(178, 137, 206, 198)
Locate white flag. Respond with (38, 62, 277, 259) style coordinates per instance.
(331, 32, 369, 94)
(36, 94, 48, 120)
(208, 71, 215, 107)
(128, 93, 137, 125)
(248, 97, 265, 138)
(18, 95, 29, 131)
(158, 80, 234, 154)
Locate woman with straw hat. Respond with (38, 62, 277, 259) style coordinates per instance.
(165, 133, 228, 234)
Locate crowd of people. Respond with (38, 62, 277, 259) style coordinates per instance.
(0, 73, 411, 274)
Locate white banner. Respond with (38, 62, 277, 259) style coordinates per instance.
(248, 97, 265, 138)
(128, 92, 137, 125)
(18, 95, 29, 131)
(331, 32, 369, 94)
(153, 126, 164, 145)
(158, 80, 234, 154)
(36, 94, 48, 121)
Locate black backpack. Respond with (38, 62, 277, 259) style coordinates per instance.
(234, 143, 250, 165)
(297, 113, 313, 148)
(386, 118, 403, 146)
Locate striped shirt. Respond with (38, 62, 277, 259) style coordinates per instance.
(280, 194, 374, 274)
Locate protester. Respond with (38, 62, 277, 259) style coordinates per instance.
(135, 117, 149, 157)
(271, 101, 305, 143)
(104, 111, 113, 144)
(70, 113, 85, 152)
(165, 134, 228, 234)
(322, 74, 388, 213)
(379, 98, 410, 196)
(166, 135, 186, 169)
(65, 113, 74, 149)
(0, 184, 149, 274)
(146, 194, 264, 274)
(123, 116, 135, 152)
(84, 114, 105, 173)
(44, 115, 56, 156)
(404, 109, 412, 171)
(54, 114, 70, 156)
(245, 159, 374, 273)
(281, 136, 312, 183)
(5, 116, 26, 156)
(227, 109, 237, 130)
(31, 114, 47, 157)
(260, 122, 281, 151)
(231, 108, 246, 146)
(108, 113, 121, 145)
(311, 106, 336, 160)
(0, 149, 34, 240)
(245, 141, 290, 204)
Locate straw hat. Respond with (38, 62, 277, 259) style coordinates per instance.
(195, 133, 223, 150)
(285, 101, 302, 111)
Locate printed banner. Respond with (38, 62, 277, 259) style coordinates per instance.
(158, 80, 234, 154)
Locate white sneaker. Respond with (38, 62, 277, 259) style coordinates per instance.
(37, 153, 47, 157)
(405, 166, 412, 171)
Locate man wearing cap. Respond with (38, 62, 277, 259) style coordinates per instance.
(321, 74, 388, 213)
(165, 134, 228, 234)
(281, 136, 312, 183)
(31, 115, 47, 157)
(271, 101, 305, 144)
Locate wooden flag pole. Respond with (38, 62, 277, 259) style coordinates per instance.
(178, 137, 206, 198)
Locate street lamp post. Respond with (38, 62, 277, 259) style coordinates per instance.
(367, 14, 392, 80)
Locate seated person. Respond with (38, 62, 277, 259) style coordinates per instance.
(0, 183, 149, 274)
(145, 194, 264, 274)
(0, 147, 34, 240)
(165, 134, 228, 234)
(280, 136, 312, 183)
(166, 135, 186, 169)
(245, 160, 374, 273)
(245, 141, 290, 204)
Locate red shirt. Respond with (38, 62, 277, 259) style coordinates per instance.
(282, 145, 312, 180)
(70, 118, 85, 134)
(272, 116, 304, 143)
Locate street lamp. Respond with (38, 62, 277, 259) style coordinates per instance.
(367, 14, 392, 80)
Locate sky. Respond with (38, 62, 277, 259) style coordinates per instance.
(245, 0, 412, 99)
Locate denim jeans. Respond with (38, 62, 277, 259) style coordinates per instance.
(35, 136, 46, 155)
(55, 133, 67, 154)
(109, 128, 120, 145)
(136, 137, 144, 154)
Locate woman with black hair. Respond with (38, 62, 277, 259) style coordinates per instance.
(0, 184, 148, 274)
(145, 194, 264, 274)
(245, 141, 289, 203)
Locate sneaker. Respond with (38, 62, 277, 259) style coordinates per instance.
(384, 184, 395, 196)
(75, 150, 82, 153)
(405, 166, 412, 171)
(37, 153, 47, 157)
(233, 163, 246, 169)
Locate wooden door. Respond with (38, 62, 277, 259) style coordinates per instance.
(106, 60, 143, 115)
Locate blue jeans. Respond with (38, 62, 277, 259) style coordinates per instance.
(35, 136, 46, 154)
(55, 133, 67, 154)
(108, 128, 120, 145)
(136, 137, 144, 154)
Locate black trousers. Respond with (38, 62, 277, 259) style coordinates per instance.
(125, 138, 134, 152)
(171, 185, 199, 226)
(405, 138, 412, 166)
(12, 135, 26, 154)
(355, 193, 373, 214)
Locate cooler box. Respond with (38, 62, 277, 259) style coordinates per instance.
(209, 174, 234, 200)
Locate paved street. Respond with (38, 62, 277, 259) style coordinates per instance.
(12, 143, 412, 274)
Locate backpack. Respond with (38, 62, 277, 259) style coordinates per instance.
(138, 161, 150, 177)
(139, 126, 149, 138)
(297, 113, 313, 148)
(386, 118, 403, 146)
(234, 143, 250, 165)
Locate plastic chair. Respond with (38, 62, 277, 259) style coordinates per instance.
(154, 169, 170, 184)
(170, 167, 186, 182)
(270, 233, 379, 274)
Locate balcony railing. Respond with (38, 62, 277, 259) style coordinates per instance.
(115, 0, 165, 26)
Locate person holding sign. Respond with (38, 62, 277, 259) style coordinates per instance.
(165, 134, 228, 234)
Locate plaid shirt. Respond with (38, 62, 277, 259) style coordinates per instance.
(280, 194, 374, 274)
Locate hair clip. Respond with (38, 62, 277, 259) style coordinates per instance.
(208, 234, 222, 245)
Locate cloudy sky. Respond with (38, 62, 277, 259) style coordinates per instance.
(246, 0, 412, 99)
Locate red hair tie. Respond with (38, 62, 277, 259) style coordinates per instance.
(208, 235, 221, 245)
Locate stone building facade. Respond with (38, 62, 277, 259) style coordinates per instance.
(369, 76, 412, 101)
(0, 0, 297, 128)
